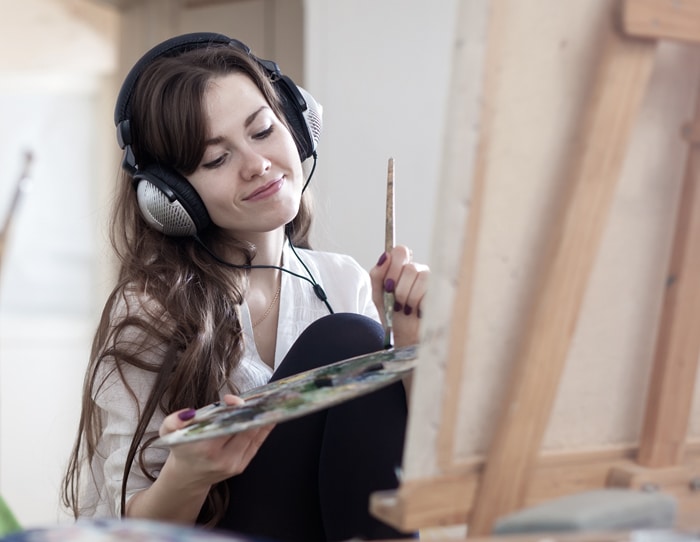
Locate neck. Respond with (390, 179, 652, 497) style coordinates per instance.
(215, 228, 286, 267)
(245, 230, 284, 316)
(249, 229, 286, 267)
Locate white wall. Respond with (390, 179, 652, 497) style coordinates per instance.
(0, 0, 118, 527)
(304, 0, 457, 270)
(0, 81, 114, 526)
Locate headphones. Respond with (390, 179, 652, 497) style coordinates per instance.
(114, 32, 323, 237)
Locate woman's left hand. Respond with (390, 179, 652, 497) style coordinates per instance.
(369, 245, 430, 347)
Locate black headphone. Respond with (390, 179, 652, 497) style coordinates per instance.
(114, 32, 323, 237)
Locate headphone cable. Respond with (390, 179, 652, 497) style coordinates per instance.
(302, 151, 318, 193)
(193, 235, 334, 315)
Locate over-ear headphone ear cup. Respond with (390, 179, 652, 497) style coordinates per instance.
(134, 165, 210, 236)
(296, 86, 323, 155)
(274, 75, 322, 161)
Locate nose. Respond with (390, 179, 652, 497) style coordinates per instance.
(240, 147, 271, 180)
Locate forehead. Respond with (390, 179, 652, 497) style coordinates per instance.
(203, 72, 268, 121)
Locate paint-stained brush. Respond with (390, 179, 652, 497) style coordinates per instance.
(383, 157, 395, 349)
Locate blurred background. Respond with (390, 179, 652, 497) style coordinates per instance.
(0, 0, 457, 527)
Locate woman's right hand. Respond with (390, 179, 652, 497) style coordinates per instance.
(126, 394, 274, 523)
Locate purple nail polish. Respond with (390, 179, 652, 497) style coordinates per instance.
(403, 304, 413, 316)
(385, 278, 395, 293)
(394, 301, 403, 312)
(178, 408, 196, 421)
(377, 252, 387, 266)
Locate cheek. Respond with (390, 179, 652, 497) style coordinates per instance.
(281, 129, 304, 170)
(290, 150, 305, 187)
(188, 176, 231, 214)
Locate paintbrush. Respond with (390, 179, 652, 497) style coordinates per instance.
(383, 157, 395, 348)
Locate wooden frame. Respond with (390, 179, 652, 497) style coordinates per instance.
(371, 0, 700, 536)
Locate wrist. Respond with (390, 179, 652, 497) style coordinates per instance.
(125, 456, 212, 524)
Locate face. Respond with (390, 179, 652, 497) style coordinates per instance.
(186, 72, 304, 239)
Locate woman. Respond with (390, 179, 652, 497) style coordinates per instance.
(62, 33, 429, 542)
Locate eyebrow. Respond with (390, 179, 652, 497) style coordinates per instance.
(245, 106, 268, 128)
(203, 106, 270, 147)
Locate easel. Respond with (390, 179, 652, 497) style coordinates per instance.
(371, 0, 700, 537)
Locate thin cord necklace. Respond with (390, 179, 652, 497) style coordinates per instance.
(251, 282, 282, 328)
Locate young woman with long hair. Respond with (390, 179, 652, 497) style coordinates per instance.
(62, 33, 429, 542)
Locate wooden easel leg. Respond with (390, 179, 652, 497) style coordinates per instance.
(636, 73, 700, 470)
(466, 19, 657, 537)
(607, 64, 700, 531)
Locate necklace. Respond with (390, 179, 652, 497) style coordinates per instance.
(251, 282, 282, 328)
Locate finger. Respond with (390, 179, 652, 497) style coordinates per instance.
(242, 424, 275, 463)
(222, 394, 245, 406)
(384, 246, 411, 294)
(395, 263, 430, 316)
(159, 408, 196, 437)
(407, 265, 430, 315)
(392, 263, 418, 314)
(222, 424, 276, 474)
(369, 251, 390, 302)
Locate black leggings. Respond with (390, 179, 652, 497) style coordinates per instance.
(215, 313, 414, 542)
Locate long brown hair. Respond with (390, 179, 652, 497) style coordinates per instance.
(61, 44, 314, 525)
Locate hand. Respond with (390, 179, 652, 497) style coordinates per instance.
(369, 245, 430, 347)
(126, 394, 275, 522)
(160, 394, 274, 490)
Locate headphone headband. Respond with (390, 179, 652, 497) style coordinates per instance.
(115, 33, 245, 129)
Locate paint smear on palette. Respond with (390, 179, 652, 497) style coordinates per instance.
(156, 345, 418, 446)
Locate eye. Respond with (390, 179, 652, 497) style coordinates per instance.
(254, 126, 274, 140)
(202, 153, 228, 169)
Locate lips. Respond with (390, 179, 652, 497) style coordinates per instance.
(244, 177, 284, 201)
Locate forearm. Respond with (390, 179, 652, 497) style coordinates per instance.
(124, 456, 210, 525)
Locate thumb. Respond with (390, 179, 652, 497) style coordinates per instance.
(159, 407, 197, 438)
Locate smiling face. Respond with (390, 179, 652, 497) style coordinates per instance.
(186, 72, 304, 241)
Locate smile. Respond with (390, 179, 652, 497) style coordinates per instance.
(244, 178, 284, 201)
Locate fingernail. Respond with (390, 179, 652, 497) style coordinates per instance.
(394, 300, 403, 312)
(377, 252, 388, 266)
(178, 408, 196, 421)
(403, 304, 413, 316)
(385, 278, 395, 292)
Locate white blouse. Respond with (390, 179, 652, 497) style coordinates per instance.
(82, 243, 380, 518)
